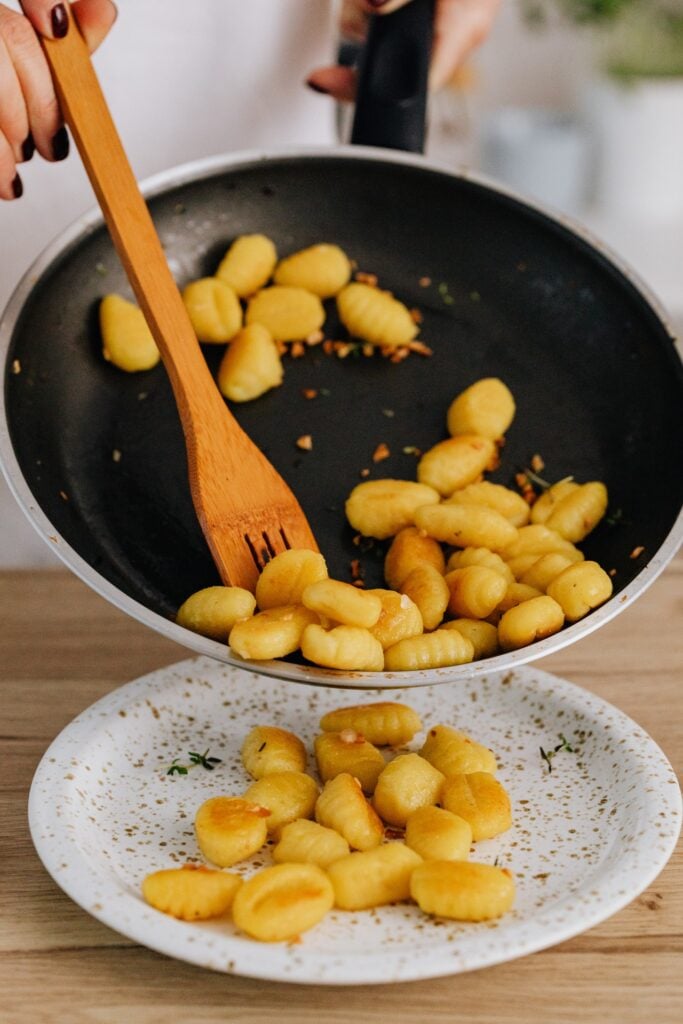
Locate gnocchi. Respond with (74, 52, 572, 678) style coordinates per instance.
(246, 285, 325, 341)
(301, 623, 385, 671)
(272, 818, 350, 868)
(142, 865, 242, 921)
(444, 480, 530, 528)
(216, 323, 283, 402)
(255, 549, 328, 610)
(405, 805, 473, 862)
(215, 233, 277, 298)
(345, 479, 440, 540)
(446, 377, 516, 440)
(228, 605, 318, 660)
(315, 772, 384, 850)
(314, 730, 386, 793)
(231, 862, 334, 942)
(337, 281, 418, 348)
(384, 526, 446, 590)
(367, 589, 424, 650)
(244, 771, 320, 836)
(444, 565, 508, 619)
(419, 724, 497, 776)
(440, 771, 512, 841)
(417, 435, 497, 496)
(319, 702, 422, 746)
(194, 796, 269, 867)
(241, 725, 307, 779)
(411, 861, 515, 921)
(99, 294, 160, 372)
(414, 503, 518, 552)
(175, 585, 256, 642)
(498, 594, 565, 651)
(373, 752, 445, 827)
(182, 277, 242, 343)
(274, 243, 352, 298)
(301, 579, 382, 628)
(384, 629, 475, 671)
(327, 843, 422, 910)
(546, 560, 613, 621)
(399, 564, 450, 631)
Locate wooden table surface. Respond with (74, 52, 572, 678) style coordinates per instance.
(1, 563, 681, 1024)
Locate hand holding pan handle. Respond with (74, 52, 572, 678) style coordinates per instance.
(351, 0, 434, 155)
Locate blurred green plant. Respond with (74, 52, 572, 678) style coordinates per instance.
(522, 0, 683, 79)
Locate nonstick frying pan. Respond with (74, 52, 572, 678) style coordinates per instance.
(1, 3, 682, 688)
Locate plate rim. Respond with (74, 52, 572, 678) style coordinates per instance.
(28, 655, 682, 985)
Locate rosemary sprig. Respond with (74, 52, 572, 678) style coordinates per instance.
(166, 748, 222, 776)
(539, 733, 575, 774)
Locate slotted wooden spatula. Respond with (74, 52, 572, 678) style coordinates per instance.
(38, 5, 319, 593)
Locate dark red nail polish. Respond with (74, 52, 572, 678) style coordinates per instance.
(52, 125, 70, 161)
(51, 4, 68, 39)
(306, 79, 331, 95)
(367, 0, 391, 7)
(12, 174, 23, 199)
(21, 134, 35, 162)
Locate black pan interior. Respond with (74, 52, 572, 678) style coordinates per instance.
(5, 155, 683, 620)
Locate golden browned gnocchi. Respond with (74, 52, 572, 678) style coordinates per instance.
(314, 730, 385, 793)
(440, 771, 512, 841)
(142, 865, 242, 921)
(496, 581, 544, 613)
(367, 589, 423, 650)
(215, 233, 277, 298)
(384, 628, 475, 672)
(373, 753, 445, 827)
(99, 294, 160, 372)
(240, 725, 307, 779)
(345, 479, 440, 540)
(446, 377, 516, 440)
(175, 585, 256, 642)
(194, 796, 270, 867)
(446, 546, 515, 584)
(502, 524, 583, 562)
(327, 843, 422, 910)
(440, 618, 500, 659)
(383, 526, 446, 590)
(444, 565, 508, 619)
(337, 281, 418, 348)
(216, 323, 283, 402)
(410, 860, 515, 921)
(546, 560, 613, 621)
(399, 564, 450, 632)
(273, 243, 352, 298)
(530, 479, 580, 524)
(419, 724, 497, 776)
(231, 862, 334, 942)
(272, 818, 350, 868)
(182, 277, 242, 343)
(244, 771, 320, 836)
(315, 772, 384, 850)
(417, 435, 497, 496)
(414, 503, 518, 552)
(445, 480, 530, 527)
(543, 481, 609, 543)
(246, 285, 325, 342)
(497, 594, 565, 650)
(254, 548, 328, 610)
(319, 702, 422, 746)
(228, 605, 318, 661)
(404, 805, 473, 862)
(301, 579, 382, 628)
(518, 552, 576, 592)
(301, 624, 385, 671)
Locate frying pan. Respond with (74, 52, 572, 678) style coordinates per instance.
(1, 1, 682, 688)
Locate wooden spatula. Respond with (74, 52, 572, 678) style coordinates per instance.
(38, 5, 319, 593)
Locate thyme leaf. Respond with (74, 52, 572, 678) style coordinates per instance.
(540, 733, 576, 774)
(165, 749, 222, 775)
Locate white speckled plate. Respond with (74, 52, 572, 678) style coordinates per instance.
(29, 657, 680, 985)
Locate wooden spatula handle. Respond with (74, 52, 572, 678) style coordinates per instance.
(40, 5, 220, 423)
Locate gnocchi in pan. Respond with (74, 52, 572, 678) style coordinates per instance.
(162, 231, 615, 671)
(143, 699, 518, 940)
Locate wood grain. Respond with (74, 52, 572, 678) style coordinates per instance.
(41, 11, 318, 591)
(0, 563, 680, 1022)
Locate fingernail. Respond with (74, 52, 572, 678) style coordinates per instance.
(52, 125, 70, 161)
(51, 4, 69, 39)
(306, 79, 331, 95)
(12, 174, 23, 199)
(367, 0, 391, 7)
(21, 133, 36, 162)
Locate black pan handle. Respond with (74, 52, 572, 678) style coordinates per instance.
(350, 0, 434, 154)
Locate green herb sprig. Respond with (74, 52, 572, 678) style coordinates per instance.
(539, 733, 575, 774)
(166, 749, 222, 776)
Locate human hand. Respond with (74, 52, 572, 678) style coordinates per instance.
(0, 0, 116, 200)
(307, 0, 500, 101)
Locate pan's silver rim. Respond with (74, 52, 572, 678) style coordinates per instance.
(1, 144, 681, 689)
